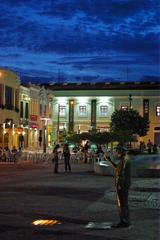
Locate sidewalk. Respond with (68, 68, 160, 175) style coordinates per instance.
(0, 162, 159, 240)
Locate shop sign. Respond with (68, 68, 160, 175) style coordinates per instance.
(30, 115, 38, 121)
(30, 123, 38, 128)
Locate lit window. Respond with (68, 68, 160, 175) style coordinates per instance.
(79, 105, 87, 117)
(121, 105, 128, 110)
(100, 105, 108, 117)
(59, 105, 66, 116)
(156, 106, 160, 116)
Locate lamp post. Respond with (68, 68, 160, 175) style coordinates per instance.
(2, 123, 6, 150)
(57, 104, 60, 142)
(129, 94, 132, 109)
(40, 117, 50, 153)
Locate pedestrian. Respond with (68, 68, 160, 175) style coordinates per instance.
(52, 144, 60, 174)
(105, 146, 131, 228)
(4, 146, 11, 162)
(139, 141, 145, 154)
(0, 147, 2, 161)
(147, 139, 153, 154)
(84, 141, 89, 163)
(63, 143, 71, 173)
(96, 144, 104, 162)
(153, 144, 158, 154)
(12, 146, 18, 163)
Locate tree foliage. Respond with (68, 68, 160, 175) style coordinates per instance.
(110, 109, 149, 142)
(66, 131, 112, 145)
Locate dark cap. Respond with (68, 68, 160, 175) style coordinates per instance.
(115, 146, 127, 153)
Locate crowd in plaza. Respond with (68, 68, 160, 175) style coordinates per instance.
(0, 139, 159, 165)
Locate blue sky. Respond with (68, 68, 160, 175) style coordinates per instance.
(0, 0, 159, 83)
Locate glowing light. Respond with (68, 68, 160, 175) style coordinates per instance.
(32, 219, 61, 226)
(70, 100, 74, 106)
(22, 131, 25, 136)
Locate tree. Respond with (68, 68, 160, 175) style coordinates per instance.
(110, 109, 149, 144)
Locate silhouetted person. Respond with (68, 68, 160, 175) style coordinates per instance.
(105, 146, 131, 228)
(84, 141, 89, 163)
(153, 144, 158, 154)
(147, 139, 153, 154)
(52, 144, 60, 174)
(12, 146, 18, 163)
(63, 143, 71, 173)
(139, 141, 145, 154)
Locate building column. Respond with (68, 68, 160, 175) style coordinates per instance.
(91, 99, 97, 132)
(68, 100, 74, 133)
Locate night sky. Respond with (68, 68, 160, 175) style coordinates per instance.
(0, 0, 159, 84)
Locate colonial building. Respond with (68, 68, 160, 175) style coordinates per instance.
(0, 69, 20, 149)
(0, 68, 160, 150)
(19, 84, 53, 151)
(46, 82, 160, 146)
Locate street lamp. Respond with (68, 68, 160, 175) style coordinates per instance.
(57, 104, 60, 142)
(2, 123, 6, 150)
(40, 117, 51, 153)
(129, 94, 132, 109)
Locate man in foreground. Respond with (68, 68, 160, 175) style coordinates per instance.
(105, 146, 131, 228)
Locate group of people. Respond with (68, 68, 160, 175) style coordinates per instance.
(52, 143, 71, 174)
(140, 139, 158, 154)
(0, 146, 22, 163)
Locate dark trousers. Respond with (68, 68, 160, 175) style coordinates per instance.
(64, 156, 71, 171)
(54, 156, 59, 173)
(116, 188, 130, 225)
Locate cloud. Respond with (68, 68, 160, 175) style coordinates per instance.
(0, 0, 159, 83)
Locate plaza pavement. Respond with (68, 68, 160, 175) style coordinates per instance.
(0, 161, 159, 240)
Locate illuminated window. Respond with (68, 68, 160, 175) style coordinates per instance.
(121, 105, 128, 110)
(156, 106, 160, 116)
(100, 105, 108, 117)
(79, 105, 87, 117)
(59, 105, 66, 116)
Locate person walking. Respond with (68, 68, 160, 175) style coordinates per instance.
(52, 144, 60, 174)
(63, 143, 71, 173)
(105, 146, 131, 228)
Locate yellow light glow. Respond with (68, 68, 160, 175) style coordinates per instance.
(32, 219, 61, 226)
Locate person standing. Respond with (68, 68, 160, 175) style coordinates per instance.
(84, 141, 89, 163)
(12, 146, 18, 163)
(139, 141, 145, 154)
(52, 144, 60, 174)
(147, 139, 153, 154)
(105, 146, 131, 228)
(63, 143, 71, 173)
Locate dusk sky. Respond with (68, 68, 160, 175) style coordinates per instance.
(0, 0, 159, 84)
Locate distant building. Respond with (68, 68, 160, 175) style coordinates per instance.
(0, 69, 20, 149)
(0, 68, 160, 150)
(46, 82, 160, 146)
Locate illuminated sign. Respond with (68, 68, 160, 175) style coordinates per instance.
(30, 115, 38, 121)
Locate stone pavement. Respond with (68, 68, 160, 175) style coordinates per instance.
(0, 162, 159, 240)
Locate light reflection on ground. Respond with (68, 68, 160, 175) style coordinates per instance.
(32, 219, 61, 226)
